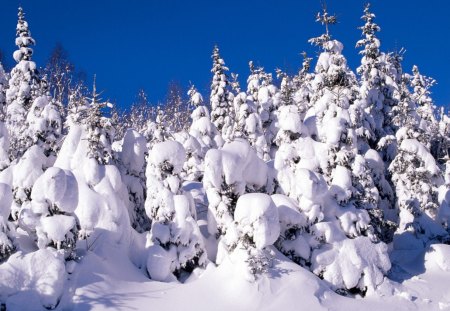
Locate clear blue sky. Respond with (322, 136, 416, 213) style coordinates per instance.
(0, 0, 449, 109)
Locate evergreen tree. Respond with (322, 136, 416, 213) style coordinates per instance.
(189, 85, 223, 153)
(6, 7, 43, 159)
(26, 92, 63, 157)
(145, 140, 207, 281)
(210, 45, 234, 141)
(0, 63, 10, 170)
(66, 84, 89, 128)
(85, 78, 114, 165)
(292, 52, 314, 119)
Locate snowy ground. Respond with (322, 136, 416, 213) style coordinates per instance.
(2, 182, 450, 311)
(63, 244, 450, 311)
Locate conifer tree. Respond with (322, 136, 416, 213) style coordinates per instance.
(6, 7, 43, 159)
(145, 141, 207, 281)
(0, 63, 10, 170)
(85, 77, 114, 165)
(292, 52, 314, 119)
(210, 45, 234, 141)
(189, 85, 223, 153)
(66, 84, 89, 128)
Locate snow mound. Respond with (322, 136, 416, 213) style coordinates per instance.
(31, 167, 78, 213)
(312, 236, 390, 292)
(234, 193, 280, 250)
(0, 249, 66, 310)
(120, 129, 146, 175)
(425, 244, 450, 272)
(148, 140, 186, 175)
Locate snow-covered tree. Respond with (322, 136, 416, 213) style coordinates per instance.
(389, 137, 447, 247)
(292, 52, 314, 119)
(28, 167, 80, 259)
(233, 88, 268, 160)
(189, 85, 223, 153)
(6, 7, 44, 159)
(175, 131, 203, 182)
(119, 129, 150, 232)
(0, 184, 14, 261)
(203, 139, 267, 262)
(144, 106, 171, 149)
(145, 140, 207, 281)
(232, 193, 280, 280)
(85, 79, 114, 165)
(26, 94, 62, 157)
(210, 45, 234, 141)
(0, 63, 11, 170)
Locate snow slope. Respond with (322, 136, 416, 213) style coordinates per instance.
(65, 243, 450, 311)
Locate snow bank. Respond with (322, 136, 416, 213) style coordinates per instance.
(0, 249, 66, 310)
(425, 244, 450, 272)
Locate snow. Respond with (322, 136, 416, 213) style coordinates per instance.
(425, 244, 450, 272)
(148, 140, 186, 175)
(0, 249, 66, 310)
(0, 183, 12, 219)
(311, 236, 391, 292)
(120, 129, 146, 175)
(272, 194, 308, 232)
(39, 215, 76, 246)
(234, 193, 280, 250)
(398, 139, 440, 175)
(31, 167, 78, 213)
(277, 105, 302, 134)
(146, 244, 177, 282)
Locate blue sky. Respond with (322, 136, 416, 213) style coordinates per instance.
(0, 0, 449, 109)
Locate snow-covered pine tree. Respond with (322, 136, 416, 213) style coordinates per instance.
(411, 65, 436, 127)
(272, 69, 305, 199)
(189, 85, 223, 154)
(30, 167, 80, 259)
(354, 3, 398, 242)
(6, 7, 44, 159)
(118, 128, 150, 233)
(297, 6, 391, 294)
(410, 65, 443, 159)
(26, 92, 63, 158)
(65, 83, 89, 129)
(355, 3, 382, 147)
(292, 52, 314, 120)
(258, 69, 279, 157)
(389, 135, 446, 247)
(0, 184, 14, 261)
(203, 139, 268, 263)
(85, 77, 114, 165)
(145, 140, 207, 281)
(0, 63, 11, 171)
(210, 45, 234, 142)
(230, 64, 268, 160)
(388, 65, 447, 247)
